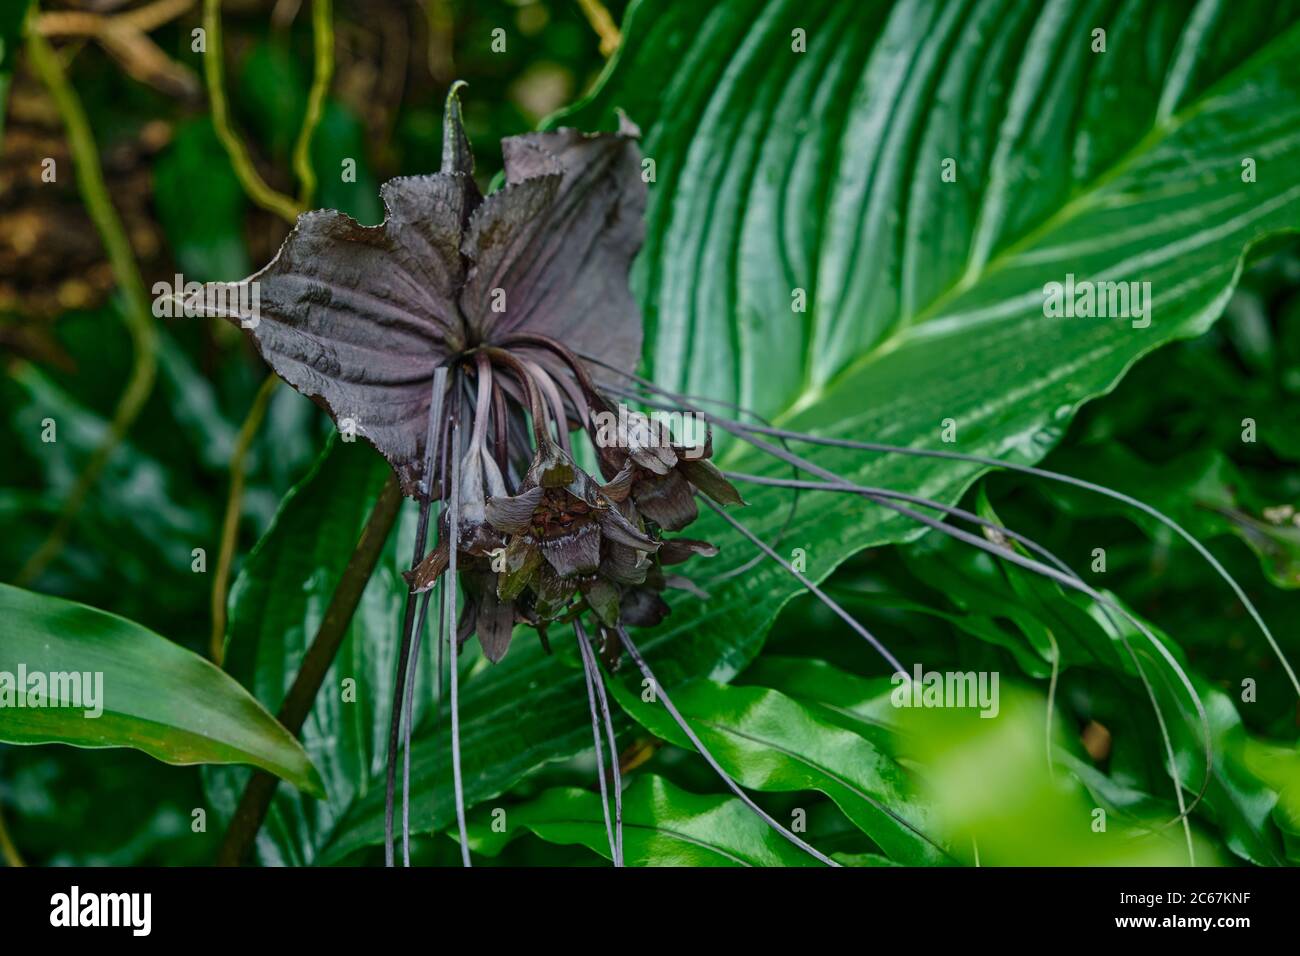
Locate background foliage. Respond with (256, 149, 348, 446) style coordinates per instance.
(2, 0, 1299, 867)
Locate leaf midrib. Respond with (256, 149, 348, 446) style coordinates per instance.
(772, 19, 1300, 428)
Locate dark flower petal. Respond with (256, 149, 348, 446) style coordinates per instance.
(600, 461, 636, 502)
(673, 426, 713, 461)
(455, 588, 477, 648)
(475, 577, 516, 663)
(210, 175, 472, 495)
(658, 537, 720, 565)
(526, 442, 577, 490)
(678, 458, 745, 506)
(630, 445, 676, 476)
(539, 521, 601, 576)
(198, 86, 483, 498)
(460, 119, 646, 377)
(485, 486, 543, 533)
(601, 540, 650, 586)
(665, 574, 710, 601)
(531, 563, 574, 620)
(620, 587, 670, 628)
(404, 539, 450, 593)
(616, 410, 677, 475)
(497, 535, 542, 601)
(632, 470, 698, 532)
(580, 577, 620, 627)
(594, 506, 659, 552)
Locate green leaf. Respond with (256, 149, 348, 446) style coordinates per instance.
(550, 0, 1300, 720)
(834, 508, 1290, 865)
(738, 655, 904, 745)
(1041, 443, 1300, 588)
(1243, 738, 1300, 861)
(153, 119, 250, 282)
(467, 774, 820, 866)
(608, 674, 950, 864)
(564, 0, 1300, 416)
(0, 584, 323, 797)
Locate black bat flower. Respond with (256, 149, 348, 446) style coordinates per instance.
(194, 84, 740, 676)
(219, 83, 646, 497)
(192, 86, 761, 866)
(194, 85, 1293, 874)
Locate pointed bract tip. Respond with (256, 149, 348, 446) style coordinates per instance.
(441, 81, 475, 177)
(614, 109, 641, 139)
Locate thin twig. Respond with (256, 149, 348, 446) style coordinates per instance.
(217, 475, 403, 865)
(575, 0, 620, 56)
(0, 803, 24, 867)
(210, 374, 280, 663)
(40, 0, 199, 100)
(17, 20, 158, 586)
(292, 0, 334, 207)
(202, 0, 303, 223)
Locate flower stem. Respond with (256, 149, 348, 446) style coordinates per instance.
(17, 16, 158, 586)
(216, 474, 402, 865)
(209, 373, 280, 663)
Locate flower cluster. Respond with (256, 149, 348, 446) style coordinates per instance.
(404, 359, 741, 662)
(201, 83, 742, 664)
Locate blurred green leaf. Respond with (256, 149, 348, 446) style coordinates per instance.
(0, 584, 323, 797)
(236, 42, 307, 160)
(902, 685, 1220, 865)
(310, 102, 382, 223)
(153, 119, 250, 282)
(2, 361, 210, 587)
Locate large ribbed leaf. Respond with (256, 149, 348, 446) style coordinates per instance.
(555, 0, 1300, 686)
(241, 0, 1300, 858)
(568, 0, 1300, 415)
